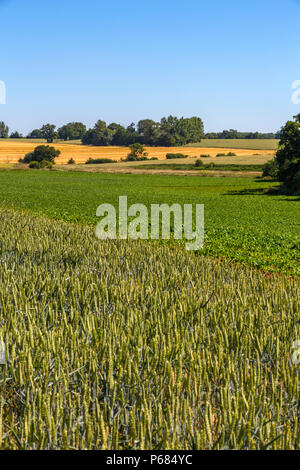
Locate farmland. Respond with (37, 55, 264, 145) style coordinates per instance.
(187, 139, 279, 150)
(0, 208, 299, 450)
(0, 170, 298, 276)
(0, 140, 275, 165)
(0, 138, 298, 452)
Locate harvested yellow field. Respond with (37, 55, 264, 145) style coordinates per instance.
(0, 140, 275, 165)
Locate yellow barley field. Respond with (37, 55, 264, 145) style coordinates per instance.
(0, 141, 275, 164)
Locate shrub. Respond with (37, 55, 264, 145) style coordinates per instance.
(262, 159, 279, 178)
(227, 152, 236, 156)
(195, 159, 204, 167)
(200, 154, 211, 158)
(166, 153, 188, 159)
(290, 172, 300, 194)
(85, 158, 117, 164)
(68, 158, 75, 165)
(39, 160, 53, 169)
(125, 143, 148, 161)
(29, 161, 41, 169)
(216, 153, 226, 157)
(22, 145, 60, 164)
(208, 162, 215, 168)
(29, 160, 53, 169)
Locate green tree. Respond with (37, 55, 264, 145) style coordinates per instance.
(22, 145, 61, 164)
(160, 116, 204, 146)
(40, 124, 57, 143)
(137, 119, 159, 145)
(58, 122, 86, 141)
(10, 131, 23, 138)
(0, 121, 9, 138)
(273, 114, 300, 192)
(125, 143, 148, 161)
(82, 120, 114, 146)
(108, 123, 139, 146)
(27, 129, 43, 139)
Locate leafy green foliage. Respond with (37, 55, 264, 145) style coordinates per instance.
(82, 120, 115, 146)
(262, 159, 279, 178)
(40, 124, 57, 143)
(28, 161, 41, 169)
(9, 131, 23, 138)
(0, 121, 9, 138)
(82, 116, 204, 147)
(22, 145, 60, 164)
(205, 129, 280, 139)
(26, 129, 43, 139)
(85, 158, 117, 164)
(274, 113, 300, 193)
(166, 153, 188, 159)
(58, 122, 86, 141)
(29, 160, 53, 169)
(125, 143, 148, 161)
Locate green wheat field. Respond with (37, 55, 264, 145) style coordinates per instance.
(0, 209, 299, 450)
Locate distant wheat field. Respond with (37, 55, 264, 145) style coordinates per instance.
(0, 140, 275, 164)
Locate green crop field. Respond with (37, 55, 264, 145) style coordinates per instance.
(131, 163, 264, 172)
(0, 170, 298, 275)
(0, 208, 299, 450)
(187, 139, 279, 150)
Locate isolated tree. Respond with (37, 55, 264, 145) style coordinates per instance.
(58, 122, 86, 141)
(40, 124, 57, 143)
(125, 143, 148, 161)
(0, 121, 9, 138)
(22, 145, 61, 164)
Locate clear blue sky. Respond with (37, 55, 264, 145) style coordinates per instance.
(1, 0, 300, 135)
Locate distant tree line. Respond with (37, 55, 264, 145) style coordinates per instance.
(0, 119, 281, 145)
(205, 129, 281, 139)
(0, 117, 205, 146)
(82, 116, 205, 147)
